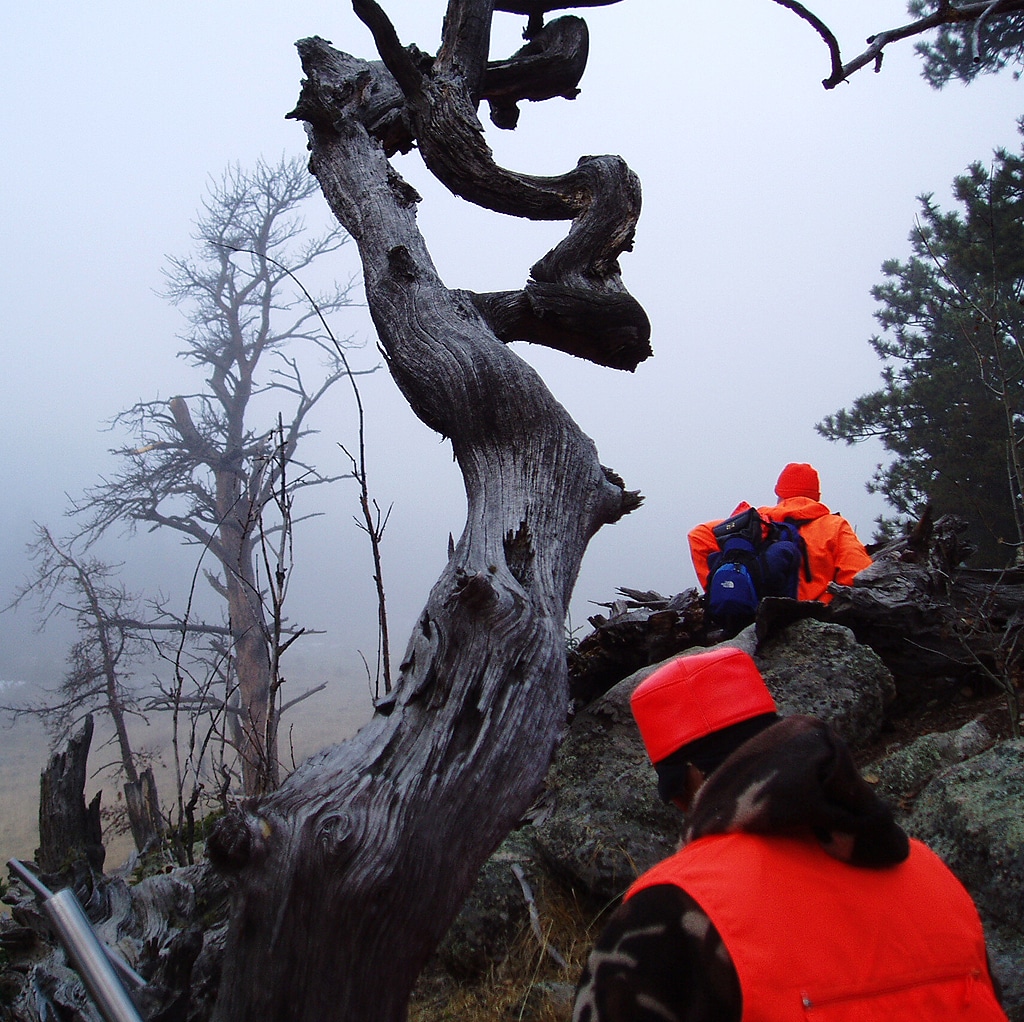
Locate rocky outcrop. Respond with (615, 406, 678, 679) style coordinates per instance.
(527, 653, 680, 903)
(757, 618, 896, 752)
(524, 620, 1023, 1019)
(900, 739, 1024, 1016)
(530, 619, 896, 903)
(864, 717, 995, 805)
(3, 617, 1021, 1020)
(904, 739, 1024, 924)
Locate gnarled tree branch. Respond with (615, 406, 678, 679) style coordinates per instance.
(209, 5, 645, 1019)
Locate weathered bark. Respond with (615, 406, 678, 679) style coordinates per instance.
(295, 8, 650, 371)
(37, 715, 105, 875)
(223, 538, 276, 795)
(481, 14, 589, 129)
(207, 3, 641, 1020)
(123, 767, 164, 855)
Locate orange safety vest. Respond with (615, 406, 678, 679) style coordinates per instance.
(627, 833, 1006, 1021)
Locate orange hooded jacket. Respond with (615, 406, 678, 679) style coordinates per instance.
(688, 495, 872, 605)
(627, 832, 1006, 1021)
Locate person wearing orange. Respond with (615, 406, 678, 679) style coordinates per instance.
(572, 648, 1007, 1022)
(688, 462, 872, 605)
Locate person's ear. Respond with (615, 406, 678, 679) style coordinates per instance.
(671, 763, 707, 812)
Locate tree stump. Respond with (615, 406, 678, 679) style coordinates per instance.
(37, 714, 105, 875)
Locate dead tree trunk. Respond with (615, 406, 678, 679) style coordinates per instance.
(123, 767, 164, 854)
(207, 3, 645, 1020)
(37, 715, 105, 875)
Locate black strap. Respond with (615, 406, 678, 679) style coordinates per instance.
(776, 517, 813, 582)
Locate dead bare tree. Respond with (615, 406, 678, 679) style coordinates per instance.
(3, 526, 164, 852)
(137, 418, 332, 857)
(72, 156, 365, 796)
(204, 2, 647, 1019)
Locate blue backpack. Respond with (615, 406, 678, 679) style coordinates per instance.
(705, 507, 810, 632)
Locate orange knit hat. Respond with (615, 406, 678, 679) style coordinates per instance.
(774, 462, 821, 501)
(630, 648, 777, 765)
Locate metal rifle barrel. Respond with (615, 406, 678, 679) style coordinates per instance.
(6, 857, 50, 900)
(7, 859, 145, 1022)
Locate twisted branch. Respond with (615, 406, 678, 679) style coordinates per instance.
(290, 0, 650, 372)
(771, 0, 1024, 87)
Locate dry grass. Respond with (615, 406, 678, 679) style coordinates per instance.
(409, 878, 607, 1022)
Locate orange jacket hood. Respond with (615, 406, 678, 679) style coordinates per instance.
(758, 495, 833, 522)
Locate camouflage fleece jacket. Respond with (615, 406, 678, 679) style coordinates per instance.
(571, 715, 916, 1022)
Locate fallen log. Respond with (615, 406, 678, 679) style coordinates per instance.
(826, 517, 1022, 724)
(567, 588, 704, 708)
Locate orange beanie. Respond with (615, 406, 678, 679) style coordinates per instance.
(774, 462, 821, 501)
(630, 648, 777, 765)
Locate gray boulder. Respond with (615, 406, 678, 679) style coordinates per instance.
(865, 717, 994, 807)
(530, 658, 681, 903)
(905, 739, 1024, 929)
(532, 619, 893, 903)
(757, 618, 895, 753)
(986, 923, 1024, 1022)
(904, 739, 1024, 1016)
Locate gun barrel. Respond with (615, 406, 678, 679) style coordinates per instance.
(43, 889, 145, 1022)
(6, 858, 52, 901)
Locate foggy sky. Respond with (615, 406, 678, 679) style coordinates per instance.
(3, 0, 1023, 699)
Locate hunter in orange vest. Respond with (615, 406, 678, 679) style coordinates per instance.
(572, 648, 1007, 1022)
(688, 462, 873, 605)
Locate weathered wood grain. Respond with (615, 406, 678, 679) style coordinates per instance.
(206, 4, 645, 1020)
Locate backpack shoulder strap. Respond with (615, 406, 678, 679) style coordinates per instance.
(775, 517, 813, 582)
